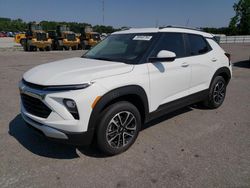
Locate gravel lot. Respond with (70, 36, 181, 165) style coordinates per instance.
(0, 37, 21, 50)
(0, 44, 249, 188)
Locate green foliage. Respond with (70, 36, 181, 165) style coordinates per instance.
(202, 27, 230, 35)
(0, 17, 27, 32)
(93, 25, 119, 34)
(229, 0, 250, 35)
(0, 17, 118, 34)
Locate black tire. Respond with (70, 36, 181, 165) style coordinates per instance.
(20, 39, 25, 46)
(86, 45, 91, 50)
(57, 45, 63, 50)
(23, 40, 28, 51)
(32, 46, 37, 51)
(203, 76, 226, 109)
(79, 42, 86, 50)
(45, 46, 51, 51)
(27, 44, 32, 51)
(64, 46, 69, 51)
(96, 101, 141, 155)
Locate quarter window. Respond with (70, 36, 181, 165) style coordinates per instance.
(187, 34, 211, 55)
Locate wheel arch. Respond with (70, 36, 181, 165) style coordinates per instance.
(87, 85, 149, 132)
(210, 67, 231, 87)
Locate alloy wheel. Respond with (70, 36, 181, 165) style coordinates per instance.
(213, 81, 225, 105)
(106, 111, 137, 149)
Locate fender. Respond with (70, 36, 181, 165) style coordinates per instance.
(210, 67, 231, 87)
(87, 85, 149, 132)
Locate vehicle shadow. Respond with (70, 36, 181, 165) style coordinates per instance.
(143, 107, 192, 130)
(9, 115, 79, 159)
(233, 60, 250, 68)
(9, 108, 192, 159)
(9, 114, 109, 159)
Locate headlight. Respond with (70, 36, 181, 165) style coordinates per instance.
(45, 83, 91, 91)
(22, 79, 92, 91)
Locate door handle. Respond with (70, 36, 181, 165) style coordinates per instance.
(211, 58, 217, 62)
(181, 62, 189, 67)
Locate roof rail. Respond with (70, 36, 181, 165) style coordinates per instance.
(159, 25, 203, 32)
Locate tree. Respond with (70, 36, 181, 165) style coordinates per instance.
(229, 0, 250, 35)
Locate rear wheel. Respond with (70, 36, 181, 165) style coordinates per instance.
(97, 101, 141, 155)
(203, 76, 226, 109)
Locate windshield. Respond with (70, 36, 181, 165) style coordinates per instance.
(83, 33, 156, 64)
(31, 25, 42, 31)
(60, 26, 70, 32)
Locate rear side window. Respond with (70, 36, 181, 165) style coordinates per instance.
(187, 34, 211, 56)
(152, 33, 186, 58)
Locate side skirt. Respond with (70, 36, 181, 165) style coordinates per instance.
(146, 89, 209, 122)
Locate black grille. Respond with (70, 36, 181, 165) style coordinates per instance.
(21, 94, 52, 118)
(67, 34, 76, 41)
(36, 33, 47, 41)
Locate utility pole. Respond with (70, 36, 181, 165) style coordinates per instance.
(155, 18, 159, 28)
(102, 0, 105, 25)
(185, 18, 190, 27)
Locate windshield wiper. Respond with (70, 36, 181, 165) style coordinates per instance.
(91, 57, 114, 62)
(83, 56, 127, 63)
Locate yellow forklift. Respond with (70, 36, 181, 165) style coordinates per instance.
(48, 25, 79, 50)
(14, 33, 26, 46)
(78, 26, 101, 50)
(23, 23, 52, 51)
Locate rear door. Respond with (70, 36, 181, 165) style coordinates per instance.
(184, 34, 216, 94)
(147, 33, 191, 111)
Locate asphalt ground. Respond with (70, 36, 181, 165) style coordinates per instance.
(0, 44, 249, 188)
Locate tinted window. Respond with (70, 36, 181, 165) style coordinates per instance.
(187, 34, 211, 55)
(84, 33, 156, 64)
(152, 33, 186, 58)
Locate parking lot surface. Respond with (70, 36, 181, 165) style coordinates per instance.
(0, 37, 21, 49)
(0, 44, 250, 188)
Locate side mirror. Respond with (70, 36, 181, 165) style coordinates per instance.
(148, 50, 176, 63)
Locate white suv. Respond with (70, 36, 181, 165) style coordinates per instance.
(19, 27, 232, 155)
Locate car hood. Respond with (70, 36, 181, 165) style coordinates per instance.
(23, 57, 134, 86)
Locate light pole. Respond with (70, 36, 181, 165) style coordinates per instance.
(102, 0, 105, 25)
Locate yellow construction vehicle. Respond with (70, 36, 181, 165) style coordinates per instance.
(49, 25, 79, 50)
(22, 23, 52, 51)
(78, 26, 101, 50)
(14, 33, 26, 46)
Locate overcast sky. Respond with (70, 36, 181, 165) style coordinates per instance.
(0, 0, 238, 28)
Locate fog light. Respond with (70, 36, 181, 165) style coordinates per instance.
(65, 100, 76, 109)
(63, 99, 79, 120)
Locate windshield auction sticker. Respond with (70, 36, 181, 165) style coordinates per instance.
(133, 36, 152, 41)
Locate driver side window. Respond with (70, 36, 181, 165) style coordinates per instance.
(152, 33, 186, 58)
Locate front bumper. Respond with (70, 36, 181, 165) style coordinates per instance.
(22, 111, 94, 146)
(63, 39, 80, 47)
(18, 80, 107, 145)
(31, 39, 52, 48)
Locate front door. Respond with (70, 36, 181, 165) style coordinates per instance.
(147, 33, 191, 111)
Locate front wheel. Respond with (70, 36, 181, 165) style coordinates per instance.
(45, 46, 51, 51)
(203, 76, 227, 109)
(71, 46, 77, 50)
(97, 101, 141, 155)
